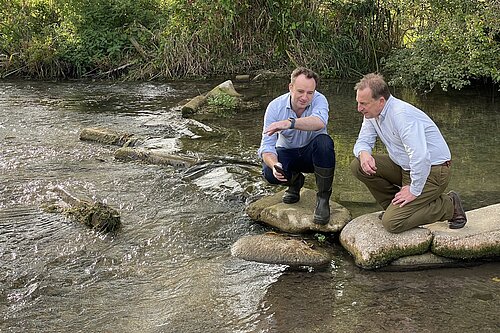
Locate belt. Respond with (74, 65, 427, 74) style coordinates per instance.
(434, 160, 451, 167)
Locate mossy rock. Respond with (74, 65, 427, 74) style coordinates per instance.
(181, 80, 242, 118)
(45, 186, 121, 233)
(339, 212, 432, 269)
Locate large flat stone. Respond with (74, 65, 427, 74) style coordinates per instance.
(425, 203, 500, 259)
(231, 232, 332, 267)
(245, 188, 351, 233)
(339, 212, 432, 269)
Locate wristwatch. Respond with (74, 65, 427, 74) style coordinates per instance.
(288, 117, 296, 129)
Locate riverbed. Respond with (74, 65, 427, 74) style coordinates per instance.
(0, 79, 499, 332)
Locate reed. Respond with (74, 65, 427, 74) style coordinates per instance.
(1, 0, 497, 91)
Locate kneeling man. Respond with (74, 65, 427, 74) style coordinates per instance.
(351, 73, 467, 233)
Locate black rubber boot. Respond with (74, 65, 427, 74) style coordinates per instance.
(313, 166, 334, 225)
(282, 172, 305, 204)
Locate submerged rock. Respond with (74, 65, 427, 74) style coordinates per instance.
(379, 252, 467, 271)
(425, 203, 500, 259)
(64, 201, 121, 232)
(245, 188, 351, 233)
(339, 212, 432, 270)
(231, 232, 332, 268)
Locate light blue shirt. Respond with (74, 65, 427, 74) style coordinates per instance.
(353, 95, 451, 196)
(258, 91, 329, 158)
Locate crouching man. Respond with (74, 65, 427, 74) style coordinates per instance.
(257, 67, 336, 225)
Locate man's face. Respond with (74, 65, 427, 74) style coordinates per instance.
(356, 88, 385, 119)
(289, 74, 316, 111)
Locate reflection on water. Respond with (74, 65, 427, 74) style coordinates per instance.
(0, 80, 498, 332)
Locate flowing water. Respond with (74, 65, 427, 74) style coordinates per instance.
(0, 79, 499, 333)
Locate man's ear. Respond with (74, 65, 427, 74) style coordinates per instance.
(379, 96, 386, 107)
(288, 83, 293, 92)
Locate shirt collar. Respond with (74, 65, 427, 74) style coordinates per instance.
(379, 95, 393, 120)
(286, 93, 293, 110)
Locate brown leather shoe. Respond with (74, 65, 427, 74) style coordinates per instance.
(448, 191, 467, 229)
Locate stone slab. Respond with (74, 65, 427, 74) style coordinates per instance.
(231, 232, 332, 267)
(245, 188, 351, 233)
(425, 203, 500, 259)
(339, 212, 432, 269)
(380, 252, 469, 271)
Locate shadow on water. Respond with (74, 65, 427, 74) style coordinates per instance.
(0, 79, 498, 333)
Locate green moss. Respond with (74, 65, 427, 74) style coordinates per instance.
(64, 201, 120, 232)
(431, 244, 500, 260)
(359, 239, 433, 270)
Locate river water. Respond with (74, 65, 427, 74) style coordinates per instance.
(0, 79, 499, 332)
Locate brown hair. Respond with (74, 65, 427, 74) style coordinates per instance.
(291, 67, 319, 87)
(354, 73, 391, 100)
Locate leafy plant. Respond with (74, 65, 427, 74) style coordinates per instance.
(383, 0, 500, 91)
(207, 93, 239, 117)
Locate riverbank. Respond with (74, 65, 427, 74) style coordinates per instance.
(2, 0, 498, 92)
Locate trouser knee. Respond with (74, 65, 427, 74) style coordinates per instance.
(381, 216, 408, 234)
(262, 164, 282, 185)
(350, 158, 362, 179)
(312, 134, 335, 168)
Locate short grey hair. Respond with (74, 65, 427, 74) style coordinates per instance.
(354, 73, 390, 100)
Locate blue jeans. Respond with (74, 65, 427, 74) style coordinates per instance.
(262, 134, 335, 184)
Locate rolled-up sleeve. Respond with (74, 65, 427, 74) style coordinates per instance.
(310, 93, 329, 126)
(257, 103, 279, 158)
(257, 91, 330, 158)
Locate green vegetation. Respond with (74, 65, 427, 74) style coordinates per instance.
(0, 0, 498, 91)
(383, 0, 500, 91)
(207, 93, 239, 117)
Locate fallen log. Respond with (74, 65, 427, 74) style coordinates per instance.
(234, 74, 250, 82)
(114, 147, 197, 168)
(181, 80, 242, 118)
(181, 95, 207, 117)
(43, 186, 121, 232)
(80, 127, 143, 147)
